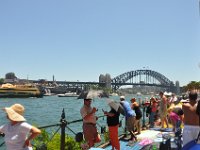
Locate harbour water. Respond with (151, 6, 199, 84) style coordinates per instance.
(0, 94, 152, 149)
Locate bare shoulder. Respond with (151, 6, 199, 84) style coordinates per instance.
(182, 103, 189, 107)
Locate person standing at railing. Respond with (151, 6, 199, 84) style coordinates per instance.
(130, 97, 142, 134)
(0, 103, 41, 150)
(120, 96, 137, 144)
(149, 97, 158, 128)
(158, 91, 169, 128)
(80, 98, 101, 148)
(103, 99, 120, 150)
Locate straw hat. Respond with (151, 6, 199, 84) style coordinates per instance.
(3, 103, 26, 121)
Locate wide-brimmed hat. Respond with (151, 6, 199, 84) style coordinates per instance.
(3, 103, 26, 121)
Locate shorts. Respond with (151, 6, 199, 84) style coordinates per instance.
(126, 116, 135, 131)
(83, 123, 98, 142)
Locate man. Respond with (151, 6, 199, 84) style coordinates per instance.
(120, 96, 137, 143)
(182, 90, 200, 146)
(80, 98, 101, 148)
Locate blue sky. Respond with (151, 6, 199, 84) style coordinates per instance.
(0, 0, 199, 86)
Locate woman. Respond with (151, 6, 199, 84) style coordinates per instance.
(130, 98, 142, 134)
(104, 99, 120, 150)
(159, 92, 169, 128)
(0, 103, 41, 150)
(149, 97, 158, 128)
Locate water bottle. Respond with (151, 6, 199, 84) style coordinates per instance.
(152, 144, 158, 150)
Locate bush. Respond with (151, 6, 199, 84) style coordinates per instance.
(33, 129, 82, 150)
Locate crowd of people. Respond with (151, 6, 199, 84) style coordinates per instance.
(0, 90, 199, 150)
(80, 90, 200, 150)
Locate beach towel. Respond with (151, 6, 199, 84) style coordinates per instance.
(182, 140, 200, 150)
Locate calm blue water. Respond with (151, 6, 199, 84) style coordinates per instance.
(0, 94, 151, 149)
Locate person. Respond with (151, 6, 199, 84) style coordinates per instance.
(182, 90, 200, 146)
(0, 103, 41, 150)
(120, 96, 137, 143)
(103, 99, 120, 150)
(149, 97, 158, 128)
(130, 97, 142, 134)
(159, 91, 169, 128)
(168, 103, 183, 132)
(80, 98, 101, 148)
(169, 93, 178, 105)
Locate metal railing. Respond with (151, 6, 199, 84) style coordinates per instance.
(1, 106, 154, 150)
(0, 108, 117, 150)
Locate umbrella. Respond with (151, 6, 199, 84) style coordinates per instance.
(105, 99, 125, 115)
(77, 90, 109, 99)
(106, 99, 120, 111)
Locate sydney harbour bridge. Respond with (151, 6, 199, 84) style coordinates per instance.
(33, 69, 180, 94)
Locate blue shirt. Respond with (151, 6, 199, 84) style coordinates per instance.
(121, 101, 136, 118)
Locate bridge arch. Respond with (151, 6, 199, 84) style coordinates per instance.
(111, 69, 174, 90)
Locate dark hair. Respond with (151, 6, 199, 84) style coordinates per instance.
(84, 98, 92, 101)
(189, 91, 198, 101)
(159, 91, 163, 95)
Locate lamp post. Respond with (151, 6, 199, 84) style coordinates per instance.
(142, 102, 146, 129)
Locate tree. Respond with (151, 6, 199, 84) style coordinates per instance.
(183, 81, 200, 92)
(0, 78, 4, 84)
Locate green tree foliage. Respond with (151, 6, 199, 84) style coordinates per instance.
(0, 78, 4, 84)
(33, 129, 82, 150)
(183, 81, 200, 92)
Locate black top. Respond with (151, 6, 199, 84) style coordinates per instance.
(133, 106, 142, 120)
(107, 108, 120, 126)
(172, 107, 183, 116)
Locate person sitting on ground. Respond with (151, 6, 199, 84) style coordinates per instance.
(182, 90, 200, 146)
(130, 97, 142, 134)
(80, 98, 101, 148)
(0, 103, 41, 150)
(120, 96, 137, 143)
(103, 99, 120, 150)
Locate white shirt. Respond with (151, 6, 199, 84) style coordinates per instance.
(0, 122, 32, 150)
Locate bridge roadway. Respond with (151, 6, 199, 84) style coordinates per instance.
(31, 69, 177, 92)
(32, 80, 172, 88)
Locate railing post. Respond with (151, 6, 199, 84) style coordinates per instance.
(60, 108, 67, 150)
(142, 104, 146, 129)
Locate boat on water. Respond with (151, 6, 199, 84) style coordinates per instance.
(43, 88, 54, 96)
(0, 83, 43, 98)
(57, 92, 78, 97)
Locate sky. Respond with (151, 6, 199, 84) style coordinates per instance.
(0, 0, 200, 86)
